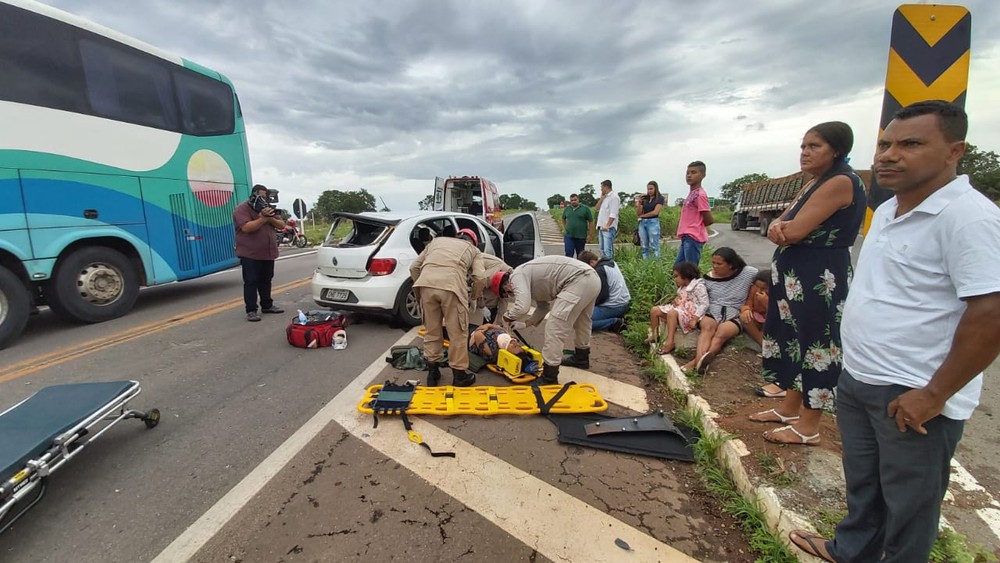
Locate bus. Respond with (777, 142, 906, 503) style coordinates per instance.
(0, 0, 252, 349)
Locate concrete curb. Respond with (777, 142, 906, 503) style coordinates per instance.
(657, 353, 826, 562)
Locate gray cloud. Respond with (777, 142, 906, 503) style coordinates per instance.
(44, 0, 1000, 207)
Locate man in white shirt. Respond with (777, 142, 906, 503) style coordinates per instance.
(788, 101, 1000, 562)
(594, 179, 620, 259)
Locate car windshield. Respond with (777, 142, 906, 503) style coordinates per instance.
(324, 216, 389, 248)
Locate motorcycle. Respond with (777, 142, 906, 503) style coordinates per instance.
(276, 227, 308, 248)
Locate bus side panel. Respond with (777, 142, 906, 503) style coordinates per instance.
(0, 169, 32, 260)
(20, 171, 145, 228)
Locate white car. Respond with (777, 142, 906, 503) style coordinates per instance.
(312, 211, 543, 325)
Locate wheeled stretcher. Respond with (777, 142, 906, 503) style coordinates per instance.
(0, 380, 159, 534)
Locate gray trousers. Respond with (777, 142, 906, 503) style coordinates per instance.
(827, 371, 965, 563)
(541, 272, 601, 366)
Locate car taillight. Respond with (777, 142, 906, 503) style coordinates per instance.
(368, 258, 396, 276)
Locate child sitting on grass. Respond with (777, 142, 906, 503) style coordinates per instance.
(645, 262, 709, 355)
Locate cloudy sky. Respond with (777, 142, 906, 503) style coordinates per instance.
(46, 0, 1000, 209)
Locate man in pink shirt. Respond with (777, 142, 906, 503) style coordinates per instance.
(675, 161, 714, 266)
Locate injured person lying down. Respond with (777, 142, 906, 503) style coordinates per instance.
(468, 323, 524, 364)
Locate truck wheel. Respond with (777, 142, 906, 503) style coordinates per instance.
(0, 267, 31, 350)
(46, 247, 140, 323)
(395, 280, 422, 327)
(759, 217, 771, 237)
(730, 215, 739, 231)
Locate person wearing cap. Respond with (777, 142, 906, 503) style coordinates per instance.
(409, 227, 486, 387)
(496, 255, 601, 384)
(480, 254, 514, 322)
(233, 184, 285, 322)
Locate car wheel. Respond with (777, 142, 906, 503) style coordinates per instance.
(395, 280, 422, 326)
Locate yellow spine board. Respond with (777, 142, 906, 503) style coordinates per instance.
(359, 384, 608, 416)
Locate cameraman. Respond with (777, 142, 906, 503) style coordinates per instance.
(234, 184, 285, 322)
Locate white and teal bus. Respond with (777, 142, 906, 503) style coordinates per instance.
(0, 0, 253, 348)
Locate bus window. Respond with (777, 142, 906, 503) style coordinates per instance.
(0, 3, 87, 113)
(175, 71, 235, 136)
(79, 38, 178, 131)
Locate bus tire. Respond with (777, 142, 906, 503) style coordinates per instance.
(395, 280, 422, 327)
(46, 247, 140, 323)
(0, 266, 31, 350)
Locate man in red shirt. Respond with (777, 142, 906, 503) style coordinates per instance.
(675, 161, 714, 266)
(233, 185, 286, 321)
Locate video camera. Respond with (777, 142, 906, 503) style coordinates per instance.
(250, 188, 280, 213)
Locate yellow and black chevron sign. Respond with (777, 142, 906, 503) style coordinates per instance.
(864, 4, 971, 233)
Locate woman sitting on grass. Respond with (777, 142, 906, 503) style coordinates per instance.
(695, 268, 771, 375)
(684, 247, 758, 373)
(645, 262, 708, 355)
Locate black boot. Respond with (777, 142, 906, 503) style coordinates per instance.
(560, 347, 590, 369)
(452, 368, 476, 387)
(536, 363, 560, 385)
(427, 362, 442, 387)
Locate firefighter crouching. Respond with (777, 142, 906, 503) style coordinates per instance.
(498, 256, 601, 384)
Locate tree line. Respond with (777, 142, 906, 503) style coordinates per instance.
(301, 144, 999, 221)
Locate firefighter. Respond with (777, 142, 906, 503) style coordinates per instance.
(480, 253, 513, 322)
(410, 228, 486, 386)
(498, 255, 601, 384)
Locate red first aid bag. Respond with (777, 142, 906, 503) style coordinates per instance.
(286, 311, 348, 349)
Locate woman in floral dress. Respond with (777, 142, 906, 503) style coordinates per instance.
(749, 121, 866, 445)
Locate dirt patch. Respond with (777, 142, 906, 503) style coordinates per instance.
(672, 340, 849, 528)
(585, 332, 758, 562)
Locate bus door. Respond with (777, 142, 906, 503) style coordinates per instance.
(140, 176, 240, 283)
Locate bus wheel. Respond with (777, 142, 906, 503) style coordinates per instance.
(47, 247, 140, 323)
(0, 266, 31, 350)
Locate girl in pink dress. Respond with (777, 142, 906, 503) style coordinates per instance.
(646, 262, 709, 355)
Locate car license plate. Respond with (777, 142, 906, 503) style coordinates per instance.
(325, 289, 349, 302)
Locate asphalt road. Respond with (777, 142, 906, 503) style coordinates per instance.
(0, 241, 725, 563)
(0, 250, 409, 562)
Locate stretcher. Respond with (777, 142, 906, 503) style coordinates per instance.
(358, 382, 608, 416)
(0, 380, 159, 534)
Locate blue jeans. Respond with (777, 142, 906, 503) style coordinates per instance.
(828, 372, 964, 563)
(638, 218, 661, 259)
(674, 235, 704, 266)
(563, 235, 586, 257)
(592, 302, 629, 330)
(598, 227, 617, 259)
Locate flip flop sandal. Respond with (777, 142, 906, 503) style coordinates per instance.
(764, 425, 820, 446)
(748, 408, 800, 424)
(753, 385, 787, 398)
(695, 351, 716, 375)
(656, 344, 675, 355)
(789, 530, 835, 562)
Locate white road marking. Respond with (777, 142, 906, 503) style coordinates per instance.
(560, 365, 649, 412)
(154, 328, 692, 562)
(948, 458, 1000, 542)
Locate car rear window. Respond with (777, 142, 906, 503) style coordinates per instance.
(324, 217, 389, 247)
